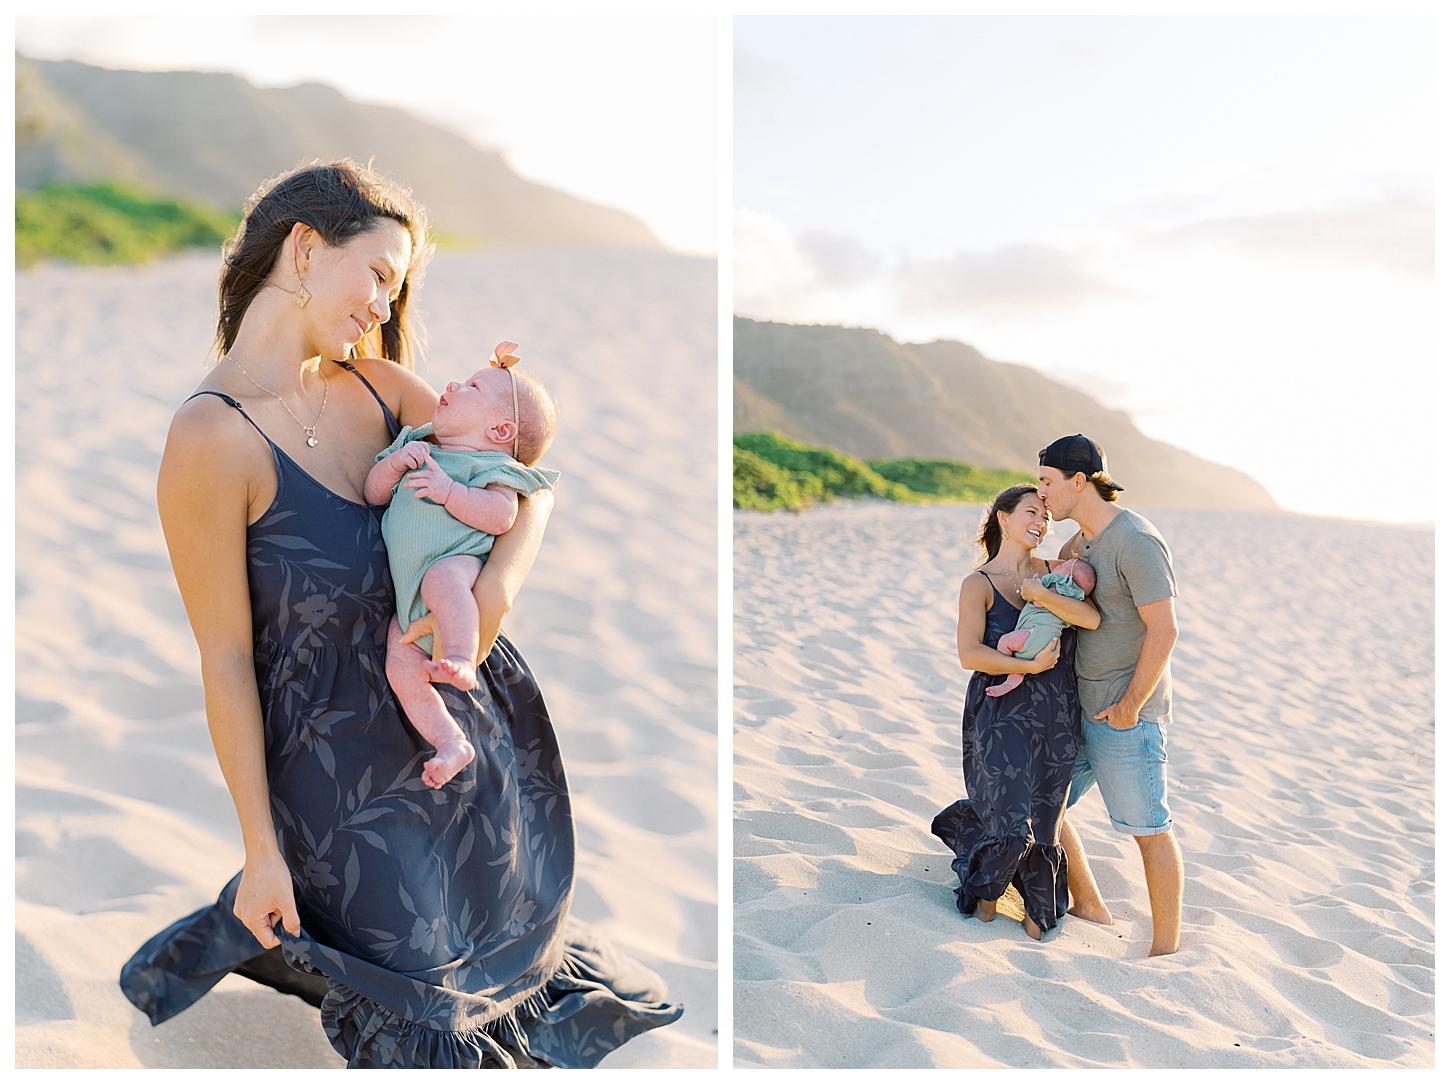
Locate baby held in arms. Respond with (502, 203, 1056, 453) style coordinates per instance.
(364, 342, 559, 788)
(986, 558, 1096, 698)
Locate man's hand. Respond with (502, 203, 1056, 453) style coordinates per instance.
(402, 452, 458, 505)
(1094, 699, 1139, 729)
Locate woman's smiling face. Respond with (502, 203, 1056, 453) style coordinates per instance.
(297, 218, 411, 360)
(999, 493, 1049, 552)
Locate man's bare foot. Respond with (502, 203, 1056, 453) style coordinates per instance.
(425, 656, 478, 691)
(1148, 940, 1179, 957)
(974, 898, 996, 923)
(1068, 900, 1114, 925)
(421, 738, 476, 789)
(1024, 914, 1042, 941)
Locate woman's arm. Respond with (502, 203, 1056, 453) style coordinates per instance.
(956, 574, 1061, 676)
(1019, 576, 1101, 629)
(470, 489, 554, 659)
(158, 401, 299, 948)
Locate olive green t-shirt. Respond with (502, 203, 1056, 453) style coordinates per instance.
(1070, 508, 1177, 724)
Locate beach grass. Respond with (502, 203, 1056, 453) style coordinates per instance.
(16, 183, 239, 267)
(868, 457, 1036, 503)
(734, 431, 1035, 511)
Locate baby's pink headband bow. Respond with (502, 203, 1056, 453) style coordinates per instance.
(490, 341, 521, 459)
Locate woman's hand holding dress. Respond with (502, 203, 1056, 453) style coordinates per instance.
(236, 851, 301, 949)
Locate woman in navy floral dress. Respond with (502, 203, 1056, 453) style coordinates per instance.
(931, 484, 1100, 940)
(119, 162, 679, 1068)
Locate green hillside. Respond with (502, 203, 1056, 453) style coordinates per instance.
(734, 431, 1035, 512)
(869, 458, 1036, 503)
(16, 183, 238, 267)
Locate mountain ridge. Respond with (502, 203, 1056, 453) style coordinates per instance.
(16, 54, 659, 250)
(734, 316, 1277, 510)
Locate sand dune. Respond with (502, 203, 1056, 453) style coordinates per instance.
(15, 249, 717, 1068)
(733, 502, 1432, 1068)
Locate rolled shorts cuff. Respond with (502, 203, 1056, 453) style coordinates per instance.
(1066, 714, 1172, 836)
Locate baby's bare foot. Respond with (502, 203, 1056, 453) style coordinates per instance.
(421, 738, 476, 789)
(426, 656, 478, 691)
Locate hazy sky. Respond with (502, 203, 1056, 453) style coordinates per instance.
(16, 12, 718, 254)
(735, 14, 1434, 523)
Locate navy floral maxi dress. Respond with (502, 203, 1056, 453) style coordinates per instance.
(120, 371, 681, 1068)
(930, 571, 1082, 935)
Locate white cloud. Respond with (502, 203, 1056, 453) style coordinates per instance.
(733, 209, 897, 328)
(1158, 194, 1433, 278)
(896, 244, 1125, 317)
(733, 207, 820, 319)
(794, 229, 881, 290)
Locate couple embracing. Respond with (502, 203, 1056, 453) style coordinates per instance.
(932, 434, 1184, 956)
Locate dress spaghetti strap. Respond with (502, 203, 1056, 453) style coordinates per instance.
(188, 361, 401, 444)
(185, 389, 276, 445)
(334, 360, 401, 440)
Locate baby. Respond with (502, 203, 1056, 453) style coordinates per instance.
(985, 558, 1096, 698)
(364, 342, 559, 788)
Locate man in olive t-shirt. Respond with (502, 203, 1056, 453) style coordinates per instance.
(1037, 434, 1183, 957)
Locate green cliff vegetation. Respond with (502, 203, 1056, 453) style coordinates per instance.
(16, 184, 239, 268)
(734, 431, 1036, 512)
(868, 458, 1037, 503)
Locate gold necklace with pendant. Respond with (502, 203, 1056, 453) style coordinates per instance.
(226, 356, 329, 447)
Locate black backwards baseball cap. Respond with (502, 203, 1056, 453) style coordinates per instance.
(1038, 434, 1125, 490)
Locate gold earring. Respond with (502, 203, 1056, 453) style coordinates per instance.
(294, 274, 311, 309)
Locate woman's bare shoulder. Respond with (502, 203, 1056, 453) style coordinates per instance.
(165, 393, 268, 473)
(959, 567, 991, 602)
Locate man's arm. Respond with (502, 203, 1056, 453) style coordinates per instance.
(1019, 577, 1100, 629)
(1094, 596, 1177, 728)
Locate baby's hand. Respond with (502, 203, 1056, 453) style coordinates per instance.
(402, 452, 458, 506)
(1019, 574, 1048, 604)
(389, 440, 433, 473)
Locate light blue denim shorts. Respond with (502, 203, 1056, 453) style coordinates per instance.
(1066, 713, 1173, 836)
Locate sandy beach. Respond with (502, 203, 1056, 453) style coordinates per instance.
(15, 248, 717, 1068)
(733, 502, 1433, 1068)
